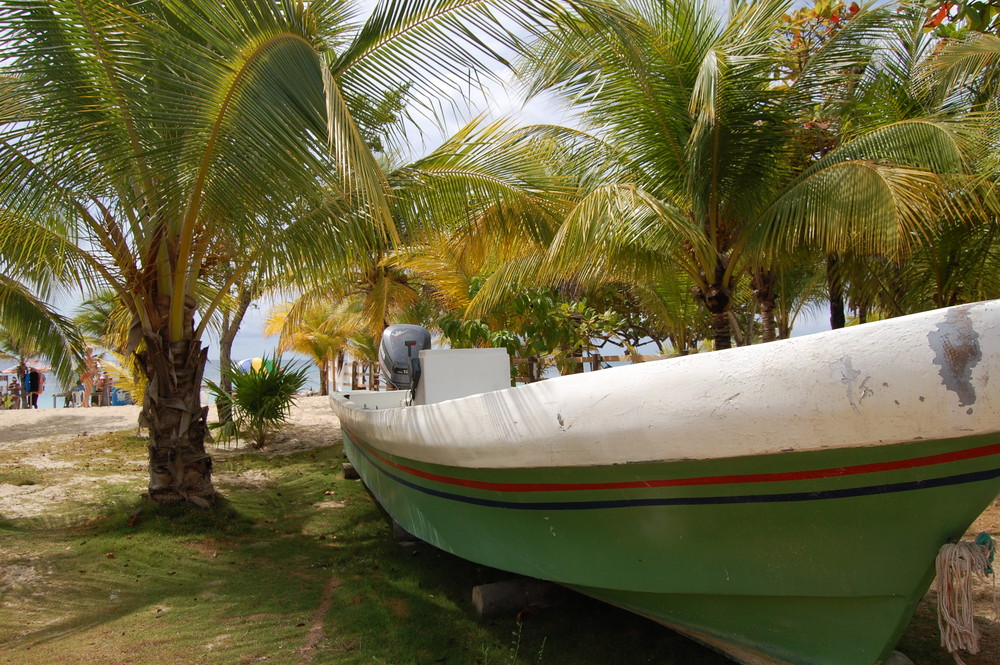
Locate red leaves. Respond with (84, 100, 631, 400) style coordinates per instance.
(925, 3, 954, 28)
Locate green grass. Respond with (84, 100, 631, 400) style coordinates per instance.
(0, 467, 41, 485)
(0, 430, 989, 665)
(0, 432, 730, 665)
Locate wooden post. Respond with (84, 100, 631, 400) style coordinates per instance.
(391, 520, 419, 543)
(471, 578, 565, 619)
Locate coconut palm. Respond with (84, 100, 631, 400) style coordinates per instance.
(515, 0, 985, 349)
(265, 298, 366, 395)
(0, 185, 85, 384)
(783, 7, 1000, 323)
(0, 0, 566, 506)
(279, 118, 586, 363)
(0, 279, 83, 388)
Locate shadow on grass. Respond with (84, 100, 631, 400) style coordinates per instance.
(337, 535, 734, 665)
(315, 480, 733, 665)
(0, 444, 350, 663)
(11, 437, 965, 664)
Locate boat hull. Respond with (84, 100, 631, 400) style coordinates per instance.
(331, 302, 1000, 665)
(340, 427, 999, 665)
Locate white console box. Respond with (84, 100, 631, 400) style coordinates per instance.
(415, 348, 511, 405)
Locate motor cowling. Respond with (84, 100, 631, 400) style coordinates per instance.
(379, 324, 431, 391)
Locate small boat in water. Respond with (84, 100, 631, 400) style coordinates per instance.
(330, 301, 1000, 665)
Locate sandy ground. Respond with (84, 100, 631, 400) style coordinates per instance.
(0, 403, 147, 445)
(0, 395, 340, 518)
(0, 394, 338, 450)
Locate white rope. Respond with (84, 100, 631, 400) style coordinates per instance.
(936, 535, 995, 665)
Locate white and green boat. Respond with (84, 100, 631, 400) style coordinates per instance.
(330, 301, 1000, 665)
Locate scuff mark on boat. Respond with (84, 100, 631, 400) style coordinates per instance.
(832, 356, 868, 411)
(929, 306, 981, 407)
(859, 377, 874, 404)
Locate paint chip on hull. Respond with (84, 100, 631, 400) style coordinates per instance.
(832, 356, 867, 411)
(929, 306, 982, 407)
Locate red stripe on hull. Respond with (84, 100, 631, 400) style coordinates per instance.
(346, 431, 1000, 494)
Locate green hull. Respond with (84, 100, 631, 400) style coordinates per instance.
(341, 428, 1000, 665)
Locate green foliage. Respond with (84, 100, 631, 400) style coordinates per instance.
(440, 278, 623, 381)
(206, 354, 308, 449)
(345, 83, 411, 154)
(777, 0, 862, 80)
(0, 287, 84, 386)
(923, 0, 1000, 35)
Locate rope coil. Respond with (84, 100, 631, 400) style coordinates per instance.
(936, 533, 996, 665)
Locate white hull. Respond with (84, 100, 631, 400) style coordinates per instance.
(333, 301, 1000, 469)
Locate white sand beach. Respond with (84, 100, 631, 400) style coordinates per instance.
(0, 394, 338, 449)
(0, 395, 341, 520)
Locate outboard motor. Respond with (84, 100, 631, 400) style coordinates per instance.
(379, 324, 432, 392)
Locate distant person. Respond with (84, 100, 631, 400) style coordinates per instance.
(80, 347, 98, 408)
(96, 371, 106, 406)
(99, 371, 112, 406)
(25, 369, 44, 408)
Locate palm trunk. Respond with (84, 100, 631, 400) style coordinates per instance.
(334, 352, 345, 392)
(695, 252, 733, 351)
(752, 270, 777, 343)
(703, 269, 732, 351)
(710, 310, 732, 350)
(319, 357, 330, 396)
(827, 254, 846, 330)
(217, 286, 255, 425)
(777, 315, 791, 340)
(141, 322, 216, 507)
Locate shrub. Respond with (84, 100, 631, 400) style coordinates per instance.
(206, 354, 308, 448)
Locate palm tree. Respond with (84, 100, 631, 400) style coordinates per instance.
(515, 0, 984, 349)
(0, 279, 83, 390)
(790, 5, 996, 327)
(0, 0, 561, 506)
(265, 299, 365, 395)
(280, 118, 584, 361)
(0, 189, 85, 385)
(1, 1, 375, 506)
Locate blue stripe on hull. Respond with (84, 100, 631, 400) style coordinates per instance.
(349, 438, 1000, 510)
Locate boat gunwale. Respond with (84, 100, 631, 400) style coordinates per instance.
(343, 427, 1000, 510)
(330, 302, 1000, 469)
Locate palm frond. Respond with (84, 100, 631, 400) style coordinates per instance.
(757, 159, 950, 257)
(924, 31, 1000, 104)
(0, 275, 84, 384)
